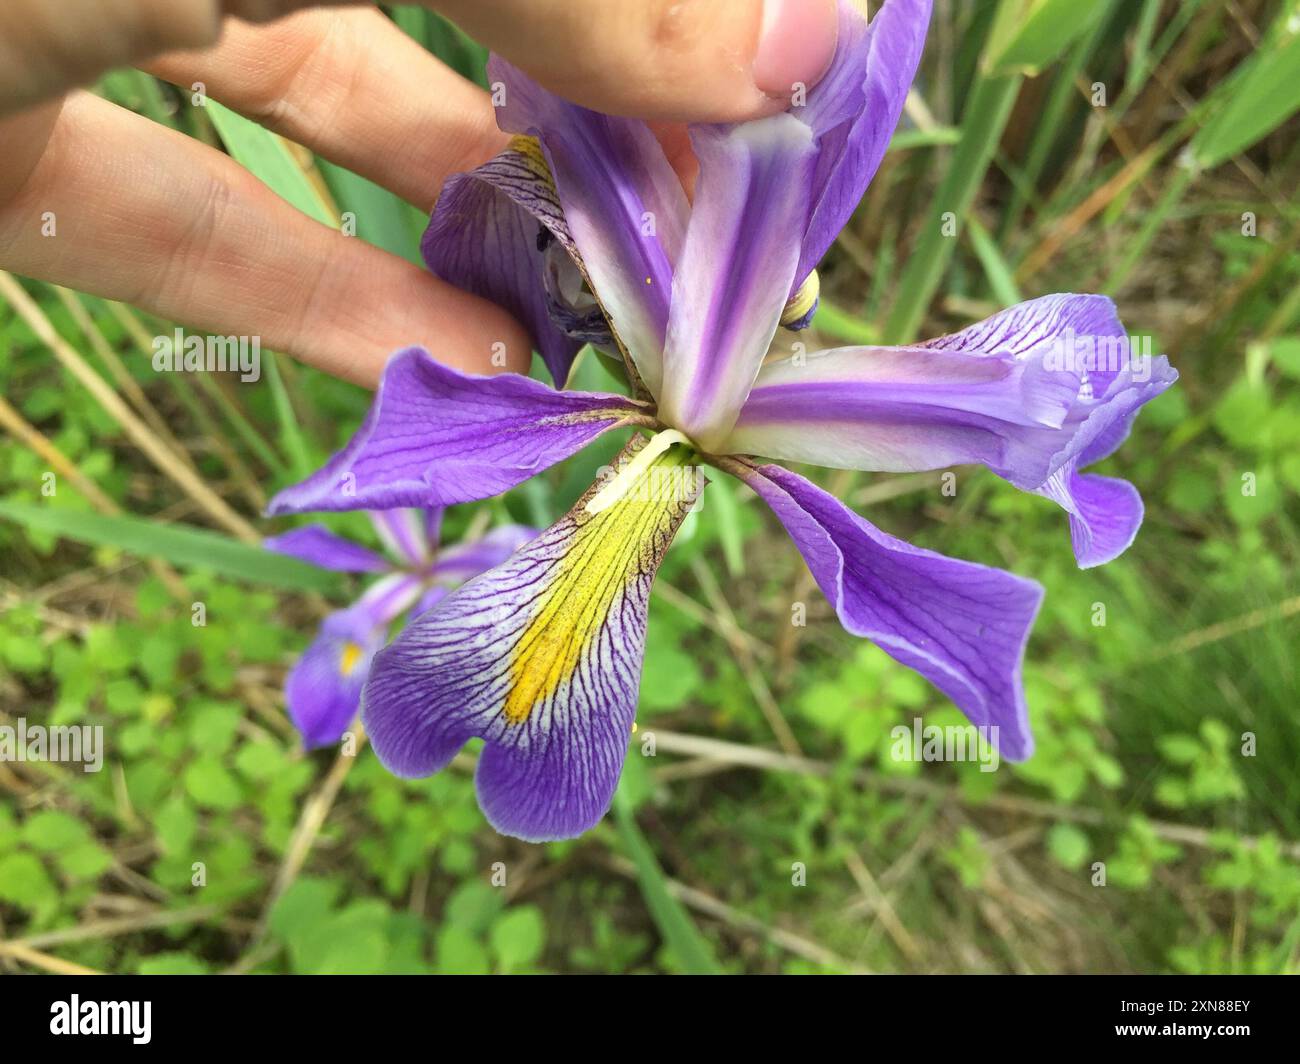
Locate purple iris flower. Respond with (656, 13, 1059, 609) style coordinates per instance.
(268, 0, 1176, 840)
(264, 509, 536, 748)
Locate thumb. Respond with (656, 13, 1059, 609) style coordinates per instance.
(429, 0, 840, 123)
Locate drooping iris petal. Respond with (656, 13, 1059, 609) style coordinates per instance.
(362, 438, 703, 842)
(1037, 469, 1143, 569)
(657, 116, 818, 450)
(263, 525, 390, 574)
(919, 294, 1178, 567)
(369, 509, 432, 567)
(724, 342, 1086, 486)
(491, 58, 689, 397)
(726, 459, 1042, 760)
(266, 348, 646, 516)
(423, 141, 585, 386)
(285, 574, 422, 748)
(725, 295, 1177, 567)
(285, 624, 378, 749)
(792, 0, 933, 293)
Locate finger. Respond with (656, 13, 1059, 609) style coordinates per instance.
(145, 7, 505, 212)
(428, 0, 840, 123)
(0, 1, 379, 117)
(0, 0, 219, 115)
(0, 92, 533, 386)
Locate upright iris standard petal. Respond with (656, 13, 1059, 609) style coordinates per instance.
(286, 573, 423, 749)
(266, 348, 647, 516)
(725, 295, 1177, 566)
(657, 116, 819, 450)
(423, 141, 585, 386)
(791, 0, 933, 294)
(362, 438, 703, 842)
(725, 459, 1042, 760)
(263, 525, 391, 574)
(490, 59, 689, 397)
(369, 509, 432, 568)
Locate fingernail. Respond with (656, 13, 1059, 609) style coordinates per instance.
(753, 0, 840, 101)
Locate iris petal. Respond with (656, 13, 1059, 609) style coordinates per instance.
(490, 58, 689, 397)
(369, 509, 432, 567)
(266, 348, 646, 516)
(792, 0, 933, 293)
(286, 574, 422, 748)
(263, 525, 390, 574)
(725, 295, 1177, 567)
(285, 624, 377, 749)
(726, 459, 1042, 760)
(362, 438, 703, 842)
(423, 141, 586, 385)
(657, 116, 818, 450)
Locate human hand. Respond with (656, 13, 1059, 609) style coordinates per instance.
(0, 1, 838, 385)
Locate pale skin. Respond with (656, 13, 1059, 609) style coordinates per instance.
(0, 0, 838, 386)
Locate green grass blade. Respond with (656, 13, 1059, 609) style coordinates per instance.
(1190, 10, 1300, 169)
(967, 216, 1024, 306)
(707, 477, 745, 577)
(317, 161, 423, 264)
(889, 127, 961, 151)
(985, 0, 1109, 76)
(99, 69, 176, 126)
(882, 70, 1023, 343)
(612, 790, 723, 974)
(206, 101, 336, 227)
(814, 298, 881, 345)
(0, 500, 339, 592)
(999, 1, 1120, 239)
(424, 14, 490, 86)
(1102, 164, 1196, 295)
(262, 353, 314, 481)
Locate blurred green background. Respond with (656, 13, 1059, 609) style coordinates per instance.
(1, 0, 1298, 974)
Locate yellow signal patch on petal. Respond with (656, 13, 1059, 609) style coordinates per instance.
(508, 135, 554, 187)
(339, 641, 364, 678)
(502, 438, 703, 724)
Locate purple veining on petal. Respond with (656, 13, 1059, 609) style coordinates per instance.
(266, 347, 644, 516)
(791, 0, 933, 293)
(362, 439, 697, 842)
(363, 515, 646, 841)
(921, 294, 1178, 566)
(423, 148, 585, 386)
(729, 459, 1042, 760)
(725, 343, 1084, 485)
(726, 295, 1176, 568)
(491, 57, 689, 397)
(657, 116, 818, 449)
